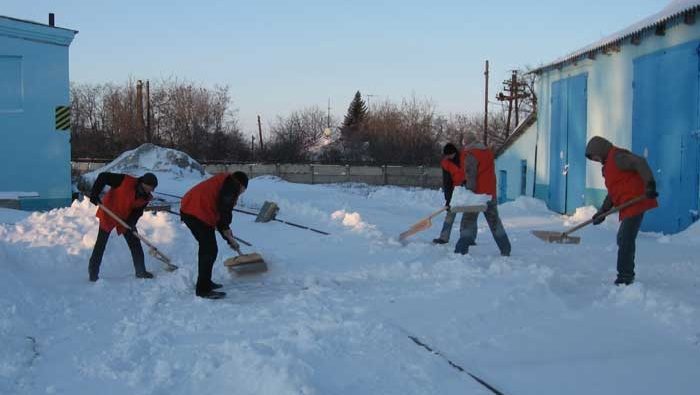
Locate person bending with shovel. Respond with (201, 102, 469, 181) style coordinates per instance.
(454, 133, 511, 256)
(585, 136, 658, 286)
(180, 172, 248, 299)
(88, 172, 159, 282)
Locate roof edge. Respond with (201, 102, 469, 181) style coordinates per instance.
(529, 4, 700, 75)
(495, 112, 537, 158)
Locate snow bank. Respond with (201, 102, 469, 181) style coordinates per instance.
(77, 144, 208, 196)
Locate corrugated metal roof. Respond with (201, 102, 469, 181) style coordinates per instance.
(530, 0, 700, 74)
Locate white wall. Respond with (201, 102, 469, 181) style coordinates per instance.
(496, 121, 537, 201)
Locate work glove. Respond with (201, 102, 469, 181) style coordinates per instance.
(89, 194, 101, 206)
(592, 211, 605, 226)
(227, 237, 240, 251)
(645, 181, 658, 199)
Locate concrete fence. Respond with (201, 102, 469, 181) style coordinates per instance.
(72, 162, 444, 189)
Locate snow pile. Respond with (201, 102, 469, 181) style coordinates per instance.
(330, 210, 374, 233)
(77, 144, 208, 196)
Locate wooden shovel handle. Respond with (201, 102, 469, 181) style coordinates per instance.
(98, 204, 176, 269)
(562, 196, 646, 236)
(427, 207, 448, 220)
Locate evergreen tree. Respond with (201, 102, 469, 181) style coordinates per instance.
(341, 91, 368, 142)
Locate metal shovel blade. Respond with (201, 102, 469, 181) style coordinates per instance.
(530, 230, 581, 244)
(148, 248, 179, 271)
(224, 253, 268, 275)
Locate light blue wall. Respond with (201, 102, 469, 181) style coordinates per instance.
(531, 19, 700, 221)
(495, 121, 537, 202)
(0, 17, 76, 210)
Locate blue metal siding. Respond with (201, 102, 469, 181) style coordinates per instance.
(549, 79, 566, 213)
(548, 73, 588, 214)
(0, 25, 74, 210)
(632, 40, 700, 233)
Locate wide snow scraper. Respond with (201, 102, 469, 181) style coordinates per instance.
(398, 204, 487, 241)
(224, 245, 267, 275)
(531, 196, 645, 244)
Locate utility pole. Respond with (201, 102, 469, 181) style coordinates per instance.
(136, 80, 146, 140)
(257, 115, 264, 151)
(251, 135, 255, 161)
(483, 60, 489, 146)
(496, 70, 530, 139)
(145, 80, 151, 142)
(327, 97, 331, 128)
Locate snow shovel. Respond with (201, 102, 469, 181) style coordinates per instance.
(531, 196, 646, 244)
(98, 204, 178, 271)
(399, 207, 448, 241)
(224, 246, 267, 275)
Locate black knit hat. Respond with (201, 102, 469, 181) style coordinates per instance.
(139, 173, 158, 188)
(443, 143, 458, 155)
(232, 171, 249, 189)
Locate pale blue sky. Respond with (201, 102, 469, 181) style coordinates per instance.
(4, 0, 669, 135)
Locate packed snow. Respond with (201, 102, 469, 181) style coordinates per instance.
(1, 149, 699, 394)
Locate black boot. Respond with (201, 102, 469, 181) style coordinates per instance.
(614, 277, 634, 286)
(210, 281, 223, 290)
(136, 271, 154, 279)
(432, 238, 448, 244)
(197, 290, 226, 299)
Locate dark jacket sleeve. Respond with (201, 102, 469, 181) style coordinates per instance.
(464, 154, 478, 192)
(216, 176, 241, 233)
(442, 169, 454, 205)
(614, 151, 655, 185)
(126, 206, 145, 228)
(90, 172, 125, 198)
(599, 194, 613, 213)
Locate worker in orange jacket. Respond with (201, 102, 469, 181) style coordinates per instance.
(585, 136, 658, 285)
(180, 171, 248, 299)
(433, 143, 466, 244)
(454, 133, 511, 256)
(88, 172, 159, 282)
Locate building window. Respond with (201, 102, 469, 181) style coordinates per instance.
(0, 56, 22, 112)
(520, 160, 527, 196)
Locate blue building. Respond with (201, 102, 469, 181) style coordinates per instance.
(496, 1, 700, 234)
(0, 15, 77, 210)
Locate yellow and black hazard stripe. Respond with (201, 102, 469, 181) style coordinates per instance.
(55, 106, 70, 130)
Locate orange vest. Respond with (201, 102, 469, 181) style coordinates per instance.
(96, 176, 151, 235)
(603, 147, 658, 221)
(441, 156, 465, 187)
(180, 173, 230, 227)
(467, 147, 497, 198)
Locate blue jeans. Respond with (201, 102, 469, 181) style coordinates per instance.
(454, 200, 511, 256)
(617, 213, 644, 281)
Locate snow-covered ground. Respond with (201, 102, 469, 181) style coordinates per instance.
(2, 149, 699, 394)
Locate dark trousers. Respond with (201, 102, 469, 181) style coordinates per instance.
(454, 200, 511, 256)
(88, 227, 146, 279)
(617, 213, 644, 281)
(182, 215, 218, 296)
